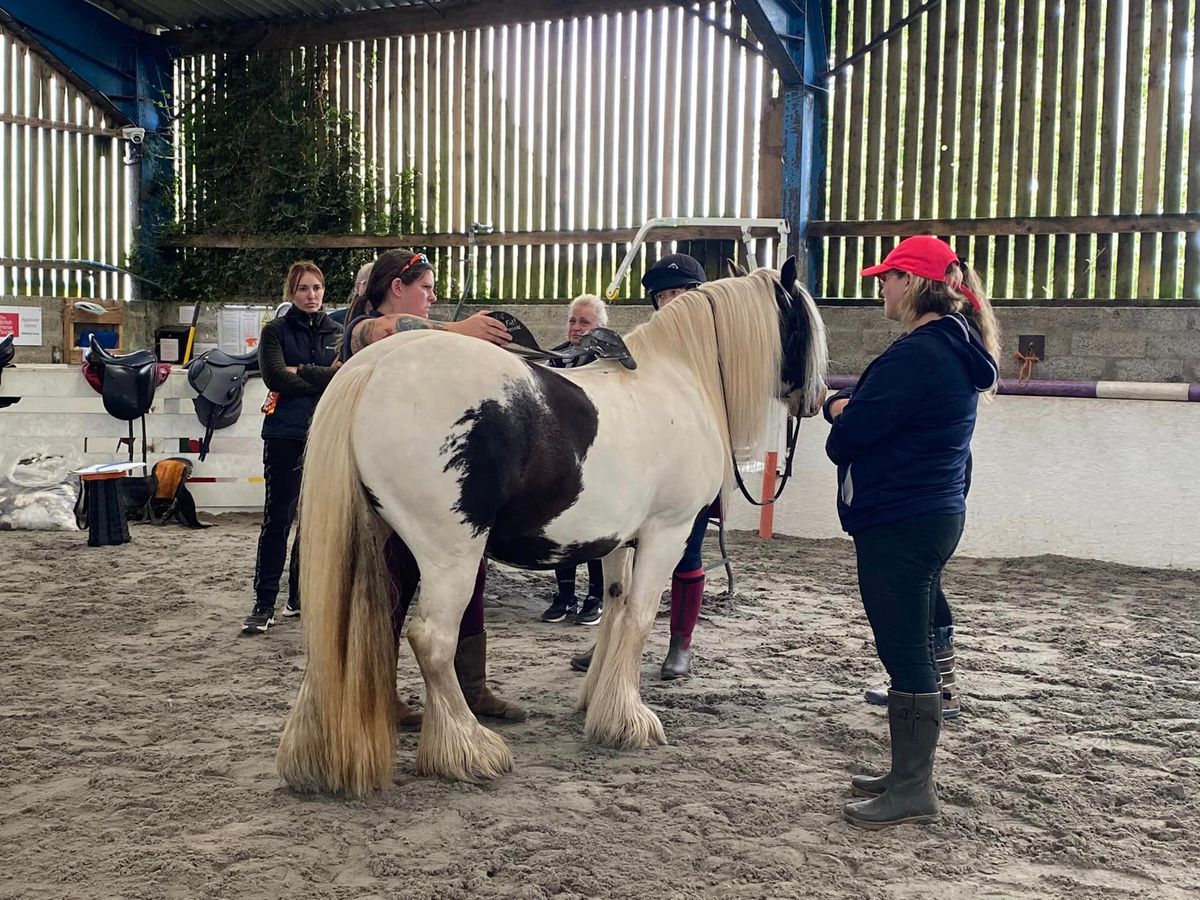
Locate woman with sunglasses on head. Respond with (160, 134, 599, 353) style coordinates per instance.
(569, 253, 714, 680)
(242, 261, 342, 634)
(342, 248, 525, 726)
(341, 250, 510, 359)
(824, 236, 1000, 829)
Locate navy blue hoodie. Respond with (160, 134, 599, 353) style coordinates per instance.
(824, 313, 997, 534)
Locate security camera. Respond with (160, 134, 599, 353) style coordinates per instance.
(121, 126, 146, 145)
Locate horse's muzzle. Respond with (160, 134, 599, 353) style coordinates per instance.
(785, 384, 827, 419)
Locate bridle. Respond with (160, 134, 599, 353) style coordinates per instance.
(705, 293, 803, 507)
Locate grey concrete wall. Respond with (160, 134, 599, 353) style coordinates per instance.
(0, 296, 158, 363)
(822, 306, 1200, 382)
(8, 296, 1199, 384)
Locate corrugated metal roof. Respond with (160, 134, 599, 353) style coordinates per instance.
(91, 1, 443, 32)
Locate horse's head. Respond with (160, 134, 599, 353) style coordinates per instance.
(772, 257, 829, 418)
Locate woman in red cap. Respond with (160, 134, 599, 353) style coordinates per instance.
(824, 236, 999, 829)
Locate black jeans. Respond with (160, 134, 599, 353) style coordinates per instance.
(253, 437, 304, 607)
(853, 513, 965, 694)
(554, 558, 604, 602)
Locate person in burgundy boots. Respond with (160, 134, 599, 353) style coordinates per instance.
(569, 253, 712, 680)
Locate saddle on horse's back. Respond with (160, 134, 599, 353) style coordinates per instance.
(83, 336, 171, 463)
(485, 311, 636, 370)
(185, 347, 261, 460)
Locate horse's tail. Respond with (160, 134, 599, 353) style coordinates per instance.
(277, 362, 397, 797)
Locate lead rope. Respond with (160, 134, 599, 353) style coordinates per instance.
(706, 296, 800, 507)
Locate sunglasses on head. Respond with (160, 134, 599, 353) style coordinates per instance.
(399, 252, 431, 275)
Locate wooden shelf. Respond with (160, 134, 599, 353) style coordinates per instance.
(63, 299, 125, 365)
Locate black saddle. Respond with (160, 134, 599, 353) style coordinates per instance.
(86, 336, 160, 421)
(485, 311, 636, 370)
(0, 334, 15, 409)
(186, 347, 261, 461)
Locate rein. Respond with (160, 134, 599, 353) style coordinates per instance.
(706, 295, 801, 507)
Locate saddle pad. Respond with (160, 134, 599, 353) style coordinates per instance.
(152, 458, 190, 502)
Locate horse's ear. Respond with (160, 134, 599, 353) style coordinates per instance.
(780, 256, 799, 291)
(726, 258, 749, 278)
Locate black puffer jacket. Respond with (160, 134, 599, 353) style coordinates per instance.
(258, 305, 340, 440)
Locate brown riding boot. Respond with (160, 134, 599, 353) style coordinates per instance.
(455, 631, 528, 722)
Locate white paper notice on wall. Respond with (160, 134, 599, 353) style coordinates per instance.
(216, 307, 271, 355)
(178, 305, 196, 325)
(0, 305, 43, 346)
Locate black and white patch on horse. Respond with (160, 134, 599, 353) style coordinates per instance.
(439, 362, 619, 568)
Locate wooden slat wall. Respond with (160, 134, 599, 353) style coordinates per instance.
(172, 4, 772, 300)
(823, 0, 1200, 301)
(0, 25, 133, 301)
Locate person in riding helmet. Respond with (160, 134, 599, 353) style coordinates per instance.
(570, 252, 714, 680)
(642, 252, 707, 310)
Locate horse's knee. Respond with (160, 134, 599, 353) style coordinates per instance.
(407, 618, 455, 670)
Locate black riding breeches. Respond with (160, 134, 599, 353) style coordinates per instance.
(253, 437, 304, 606)
(852, 513, 965, 694)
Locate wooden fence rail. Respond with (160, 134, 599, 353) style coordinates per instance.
(821, 0, 1200, 301)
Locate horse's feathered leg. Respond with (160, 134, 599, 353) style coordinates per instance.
(407, 558, 514, 782)
(585, 527, 689, 749)
(579, 547, 633, 711)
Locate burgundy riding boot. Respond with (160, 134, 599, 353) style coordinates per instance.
(662, 569, 704, 679)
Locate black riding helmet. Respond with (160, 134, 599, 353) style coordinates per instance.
(642, 253, 707, 309)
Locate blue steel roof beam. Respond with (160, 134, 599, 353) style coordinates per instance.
(734, 0, 827, 290)
(732, 0, 804, 85)
(0, 0, 171, 130)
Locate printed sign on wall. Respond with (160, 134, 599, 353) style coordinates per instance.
(216, 307, 272, 356)
(0, 306, 43, 346)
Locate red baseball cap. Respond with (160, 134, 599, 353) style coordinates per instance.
(860, 236, 981, 310)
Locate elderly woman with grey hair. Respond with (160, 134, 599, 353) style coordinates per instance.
(540, 294, 609, 625)
(547, 294, 607, 370)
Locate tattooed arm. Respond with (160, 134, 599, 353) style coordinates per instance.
(348, 314, 445, 356)
(347, 310, 510, 356)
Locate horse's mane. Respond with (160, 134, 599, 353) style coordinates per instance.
(625, 269, 784, 481)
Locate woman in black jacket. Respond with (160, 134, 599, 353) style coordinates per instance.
(242, 261, 341, 634)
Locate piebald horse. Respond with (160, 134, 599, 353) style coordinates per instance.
(277, 259, 828, 796)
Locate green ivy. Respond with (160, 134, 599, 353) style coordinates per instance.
(137, 49, 424, 303)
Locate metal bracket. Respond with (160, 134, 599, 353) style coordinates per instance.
(604, 217, 790, 300)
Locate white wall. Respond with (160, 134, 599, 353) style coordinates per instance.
(5, 367, 1197, 570)
(725, 395, 1200, 571)
(0, 365, 267, 511)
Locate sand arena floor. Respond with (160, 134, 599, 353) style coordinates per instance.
(1, 514, 1197, 899)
